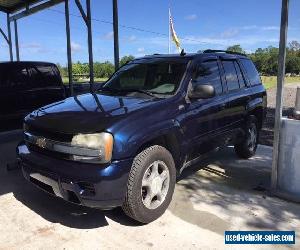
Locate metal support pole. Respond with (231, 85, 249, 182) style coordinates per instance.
(271, 0, 289, 191)
(86, 0, 94, 92)
(294, 87, 300, 119)
(113, 0, 119, 70)
(14, 20, 20, 61)
(7, 13, 13, 61)
(65, 0, 73, 96)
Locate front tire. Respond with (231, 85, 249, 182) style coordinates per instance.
(234, 116, 259, 159)
(122, 145, 176, 223)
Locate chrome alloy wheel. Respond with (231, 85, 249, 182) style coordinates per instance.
(141, 160, 170, 210)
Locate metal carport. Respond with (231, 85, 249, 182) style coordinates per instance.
(0, 0, 293, 198)
(0, 0, 120, 95)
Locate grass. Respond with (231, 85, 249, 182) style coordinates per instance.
(62, 77, 108, 84)
(261, 76, 300, 89)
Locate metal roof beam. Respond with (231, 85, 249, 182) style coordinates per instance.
(0, 6, 9, 13)
(73, 0, 94, 89)
(9, 0, 44, 14)
(7, 13, 13, 61)
(113, 0, 119, 70)
(0, 27, 9, 43)
(9, 0, 64, 21)
(74, 0, 87, 24)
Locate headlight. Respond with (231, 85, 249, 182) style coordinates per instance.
(71, 132, 114, 163)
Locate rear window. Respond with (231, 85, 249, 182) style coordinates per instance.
(240, 59, 261, 85)
(29, 65, 62, 87)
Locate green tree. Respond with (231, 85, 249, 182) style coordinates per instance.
(120, 55, 135, 66)
(226, 44, 245, 54)
(93, 61, 114, 78)
(72, 62, 84, 76)
(286, 55, 300, 74)
(250, 46, 279, 75)
(56, 63, 68, 77)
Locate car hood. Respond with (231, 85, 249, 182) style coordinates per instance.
(25, 93, 159, 134)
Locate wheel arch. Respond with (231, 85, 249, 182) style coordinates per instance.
(137, 132, 181, 166)
(248, 107, 264, 129)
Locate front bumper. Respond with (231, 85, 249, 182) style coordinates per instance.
(17, 143, 133, 209)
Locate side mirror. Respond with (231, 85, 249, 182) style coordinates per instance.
(188, 81, 216, 99)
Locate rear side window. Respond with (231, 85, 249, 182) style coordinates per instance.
(0, 65, 29, 88)
(193, 60, 223, 95)
(234, 61, 246, 88)
(0, 66, 9, 86)
(222, 61, 239, 91)
(240, 59, 261, 85)
(30, 65, 62, 87)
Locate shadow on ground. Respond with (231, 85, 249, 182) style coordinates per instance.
(170, 145, 300, 233)
(1, 131, 300, 233)
(0, 130, 140, 229)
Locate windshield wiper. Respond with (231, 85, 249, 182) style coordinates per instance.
(124, 88, 158, 97)
(99, 87, 158, 97)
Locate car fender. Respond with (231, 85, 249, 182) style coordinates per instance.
(112, 119, 184, 160)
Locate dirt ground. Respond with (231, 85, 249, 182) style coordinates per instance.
(260, 83, 300, 146)
(1, 131, 300, 249)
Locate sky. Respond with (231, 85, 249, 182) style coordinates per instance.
(0, 0, 300, 65)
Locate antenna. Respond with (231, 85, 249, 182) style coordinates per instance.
(180, 49, 186, 56)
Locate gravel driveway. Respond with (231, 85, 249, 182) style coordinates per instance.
(259, 83, 300, 146)
(2, 131, 300, 250)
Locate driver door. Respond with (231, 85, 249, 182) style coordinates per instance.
(182, 59, 228, 159)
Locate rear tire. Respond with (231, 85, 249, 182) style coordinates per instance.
(234, 116, 258, 159)
(122, 145, 176, 223)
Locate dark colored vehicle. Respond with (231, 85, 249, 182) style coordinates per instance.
(0, 61, 65, 131)
(17, 50, 267, 223)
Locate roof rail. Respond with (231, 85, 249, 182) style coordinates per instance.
(203, 49, 247, 57)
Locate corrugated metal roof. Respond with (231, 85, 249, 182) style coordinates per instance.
(0, 0, 42, 13)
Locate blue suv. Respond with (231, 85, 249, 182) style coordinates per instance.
(17, 50, 267, 223)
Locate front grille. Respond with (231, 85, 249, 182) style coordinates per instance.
(24, 122, 74, 161)
(27, 143, 71, 161)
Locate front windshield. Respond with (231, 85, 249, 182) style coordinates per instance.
(101, 61, 188, 96)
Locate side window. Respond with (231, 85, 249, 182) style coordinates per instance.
(234, 61, 246, 88)
(30, 65, 60, 87)
(9, 66, 29, 88)
(240, 59, 261, 86)
(193, 60, 223, 95)
(52, 66, 62, 84)
(0, 66, 8, 87)
(222, 60, 239, 91)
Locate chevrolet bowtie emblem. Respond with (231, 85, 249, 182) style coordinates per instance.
(36, 138, 47, 149)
